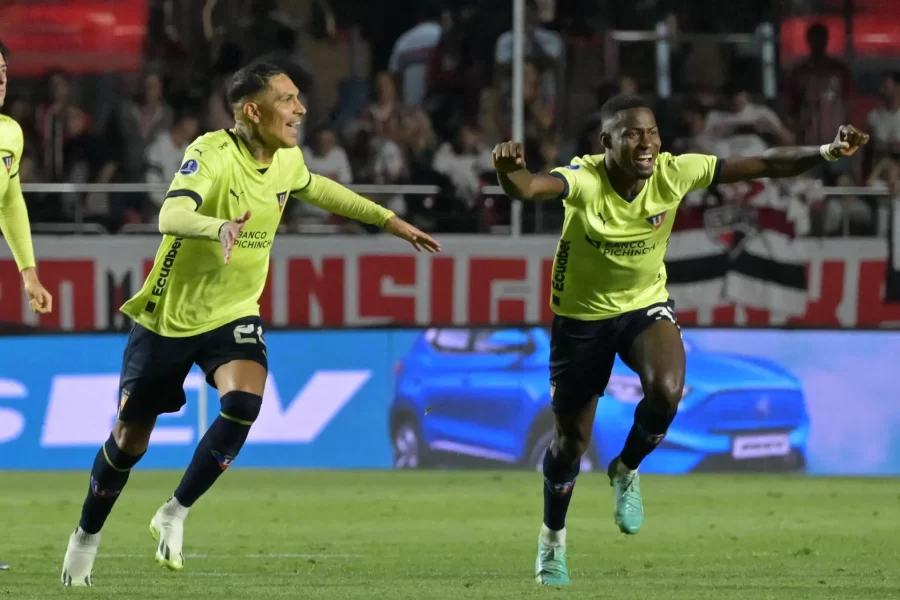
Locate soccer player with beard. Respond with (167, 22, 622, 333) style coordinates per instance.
(60, 61, 440, 587)
(493, 94, 868, 586)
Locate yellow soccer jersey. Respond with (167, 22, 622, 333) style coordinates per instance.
(0, 114, 23, 201)
(121, 129, 312, 337)
(548, 152, 721, 320)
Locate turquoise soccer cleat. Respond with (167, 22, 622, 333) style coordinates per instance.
(534, 536, 570, 586)
(608, 457, 644, 534)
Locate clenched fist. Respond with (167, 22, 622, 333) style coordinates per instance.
(492, 141, 527, 173)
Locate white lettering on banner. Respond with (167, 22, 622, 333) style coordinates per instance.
(0, 378, 28, 444)
(248, 371, 371, 444)
(40, 374, 205, 447)
(0, 236, 897, 329)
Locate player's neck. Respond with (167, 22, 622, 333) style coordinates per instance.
(234, 122, 275, 165)
(604, 155, 645, 199)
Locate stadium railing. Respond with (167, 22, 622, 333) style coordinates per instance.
(604, 22, 778, 100)
(20, 183, 889, 237)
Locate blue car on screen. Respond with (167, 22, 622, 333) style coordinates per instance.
(389, 328, 810, 474)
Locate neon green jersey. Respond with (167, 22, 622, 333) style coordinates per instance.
(121, 129, 311, 337)
(548, 152, 720, 320)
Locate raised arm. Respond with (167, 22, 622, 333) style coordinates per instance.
(493, 141, 565, 201)
(719, 125, 869, 184)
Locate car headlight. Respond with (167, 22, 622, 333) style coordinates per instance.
(605, 374, 691, 403)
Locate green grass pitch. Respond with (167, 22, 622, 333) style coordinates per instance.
(1, 470, 898, 599)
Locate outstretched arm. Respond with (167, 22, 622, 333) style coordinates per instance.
(719, 125, 869, 184)
(493, 141, 565, 201)
(298, 174, 441, 252)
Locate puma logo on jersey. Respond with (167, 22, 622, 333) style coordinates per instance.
(230, 189, 242, 202)
(596, 211, 607, 225)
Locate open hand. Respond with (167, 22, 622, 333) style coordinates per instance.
(383, 216, 441, 253)
(492, 141, 527, 173)
(830, 125, 870, 157)
(22, 268, 52, 314)
(219, 210, 251, 264)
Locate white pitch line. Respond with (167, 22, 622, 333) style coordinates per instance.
(99, 553, 363, 559)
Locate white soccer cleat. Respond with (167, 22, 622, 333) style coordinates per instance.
(61, 527, 100, 587)
(149, 498, 189, 571)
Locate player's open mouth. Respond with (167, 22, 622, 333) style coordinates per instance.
(286, 122, 299, 135)
(635, 155, 654, 168)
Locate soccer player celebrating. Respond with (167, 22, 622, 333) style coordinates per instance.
(0, 42, 53, 319)
(493, 94, 868, 586)
(60, 62, 440, 587)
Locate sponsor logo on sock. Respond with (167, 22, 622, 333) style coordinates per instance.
(211, 450, 235, 470)
(637, 423, 666, 445)
(90, 475, 121, 498)
(548, 479, 576, 496)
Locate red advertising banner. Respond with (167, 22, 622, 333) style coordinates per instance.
(0, 236, 896, 330)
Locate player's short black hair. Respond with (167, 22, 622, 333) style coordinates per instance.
(599, 94, 654, 126)
(227, 61, 287, 106)
(0, 40, 8, 64)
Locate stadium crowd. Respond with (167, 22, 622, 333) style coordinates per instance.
(2, 0, 898, 236)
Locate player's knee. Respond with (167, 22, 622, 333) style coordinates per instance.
(112, 419, 155, 455)
(220, 390, 263, 425)
(644, 372, 683, 413)
(552, 428, 590, 463)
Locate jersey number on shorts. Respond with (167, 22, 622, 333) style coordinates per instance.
(647, 306, 676, 323)
(233, 323, 266, 345)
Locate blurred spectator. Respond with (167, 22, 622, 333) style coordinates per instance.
(432, 123, 493, 206)
(673, 101, 731, 156)
(61, 107, 118, 224)
(109, 72, 174, 184)
(705, 81, 795, 146)
(786, 23, 854, 146)
(496, 62, 554, 141)
(145, 110, 201, 208)
(206, 42, 243, 132)
(866, 71, 900, 175)
(361, 72, 407, 142)
(294, 125, 355, 225)
(258, 25, 318, 141)
(494, 0, 562, 103)
(34, 70, 74, 182)
(388, 2, 444, 107)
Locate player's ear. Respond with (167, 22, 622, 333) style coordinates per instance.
(242, 102, 262, 124)
(600, 131, 613, 151)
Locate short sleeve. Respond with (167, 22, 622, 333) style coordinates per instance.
(164, 143, 220, 209)
(664, 153, 722, 195)
(289, 147, 313, 195)
(549, 159, 598, 207)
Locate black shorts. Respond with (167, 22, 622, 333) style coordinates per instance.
(117, 316, 268, 422)
(549, 299, 679, 414)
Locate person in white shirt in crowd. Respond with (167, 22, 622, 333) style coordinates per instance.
(432, 122, 493, 207)
(705, 80, 795, 147)
(867, 71, 900, 192)
(295, 124, 354, 225)
(494, 0, 562, 102)
(388, 2, 444, 107)
(144, 109, 200, 208)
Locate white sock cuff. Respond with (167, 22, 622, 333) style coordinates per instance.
(540, 523, 567, 546)
(74, 527, 100, 545)
(163, 496, 191, 520)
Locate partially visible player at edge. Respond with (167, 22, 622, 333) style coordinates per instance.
(0, 42, 53, 317)
(60, 61, 440, 587)
(493, 94, 868, 587)
(0, 39, 54, 574)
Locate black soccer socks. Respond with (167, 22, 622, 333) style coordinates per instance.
(542, 447, 581, 531)
(619, 399, 677, 470)
(173, 391, 261, 507)
(79, 434, 145, 534)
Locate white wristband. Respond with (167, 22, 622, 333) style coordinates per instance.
(820, 144, 839, 162)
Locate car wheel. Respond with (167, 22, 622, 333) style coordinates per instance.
(526, 429, 596, 473)
(392, 420, 425, 469)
